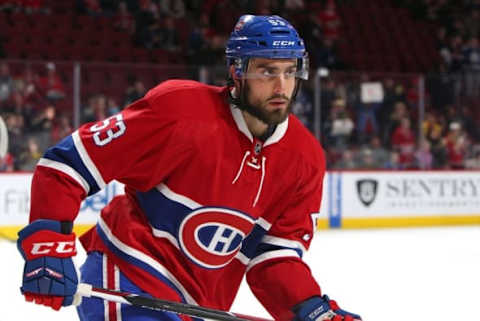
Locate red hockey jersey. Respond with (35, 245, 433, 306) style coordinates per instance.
(30, 80, 326, 320)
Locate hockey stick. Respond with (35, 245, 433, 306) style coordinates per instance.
(75, 283, 274, 321)
(0, 115, 8, 159)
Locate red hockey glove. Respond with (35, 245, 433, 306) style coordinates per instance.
(17, 219, 78, 310)
(293, 295, 361, 321)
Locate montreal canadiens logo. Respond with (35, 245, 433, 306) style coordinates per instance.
(178, 207, 255, 269)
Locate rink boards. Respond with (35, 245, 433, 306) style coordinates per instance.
(1, 171, 480, 240)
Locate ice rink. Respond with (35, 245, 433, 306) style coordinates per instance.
(1, 226, 479, 321)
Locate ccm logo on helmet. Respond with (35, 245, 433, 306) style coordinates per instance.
(31, 241, 75, 255)
(272, 40, 295, 46)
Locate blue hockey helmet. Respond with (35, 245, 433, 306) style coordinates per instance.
(226, 15, 309, 80)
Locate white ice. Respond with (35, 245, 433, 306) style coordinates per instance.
(1, 226, 479, 321)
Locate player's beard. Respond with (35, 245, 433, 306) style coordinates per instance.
(241, 82, 292, 125)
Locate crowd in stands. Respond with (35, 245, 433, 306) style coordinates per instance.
(1, 0, 480, 172)
(310, 72, 480, 170)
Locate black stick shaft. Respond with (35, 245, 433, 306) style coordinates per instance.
(76, 283, 274, 321)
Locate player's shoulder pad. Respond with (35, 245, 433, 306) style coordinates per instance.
(144, 79, 226, 120)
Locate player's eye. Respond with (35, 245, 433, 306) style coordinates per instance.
(261, 69, 277, 78)
(285, 69, 297, 78)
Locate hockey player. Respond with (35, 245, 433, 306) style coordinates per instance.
(17, 15, 361, 321)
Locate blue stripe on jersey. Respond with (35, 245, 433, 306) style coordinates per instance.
(43, 135, 100, 195)
(239, 224, 268, 259)
(254, 242, 303, 258)
(95, 224, 190, 304)
(136, 189, 190, 235)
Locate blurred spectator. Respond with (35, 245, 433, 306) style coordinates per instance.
(99, 0, 117, 15)
(428, 125, 448, 169)
(4, 91, 27, 115)
(332, 149, 358, 169)
(291, 86, 313, 131)
(328, 98, 354, 150)
(94, 95, 109, 120)
(315, 38, 340, 69)
(300, 12, 324, 59)
(4, 113, 25, 164)
(462, 36, 480, 98)
(153, 16, 180, 51)
(254, 0, 278, 15)
(317, 0, 341, 41)
(82, 94, 110, 123)
(355, 100, 381, 145)
(465, 150, 480, 169)
(383, 101, 409, 145)
(133, 0, 159, 48)
(38, 62, 66, 102)
(29, 104, 55, 149)
(203, 0, 242, 35)
(320, 79, 339, 121)
(0, 152, 14, 172)
(124, 80, 146, 106)
(391, 117, 416, 168)
(107, 97, 121, 115)
(427, 63, 455, 112)
(465, 8, 480, 39)
(284, 0, 305, 12)
(434, 26, 448, 52)
(0, 0, 46, 13)
(3, 91, 35, 131)
(458, 105, 480, 141)
(159, 0, 185, 19)
(445, 121, 468, 169)
(422, 111, 442, 137)
(113, 1, 135, 34)
(415, 139, 433, 169)
(378, 78, 397, 126)
(82, 0, 102, 16)
(186, 14, 213, 65)
(0, 62, 13, 103)
(440, 34, 464, 73)
(357, 148, 377, 169)
(17, 137, 41, 171)
(384, 151, 403, 170)
(51, 114, 73, 144)
(368, 136, 390, 168)
(14, 67, 44, 106)
(405, 77, 426, 109)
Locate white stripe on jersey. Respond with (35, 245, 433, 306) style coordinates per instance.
(114, 263, 122, 321)
(156, 183, 202, 209)
(150, 228, 180, 249)
(256, 217, 272, 231)
(72, 130, 106, 189)
(261, 235, 307, 255)
(37, 158, 90, 194)
(102, 254, 109, 321)
(246, 249, 300, 272)
(235, 251, 250, 265)
(98, 217, 198, 305)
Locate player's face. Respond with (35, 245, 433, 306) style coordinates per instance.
(243, 58, 297, 125)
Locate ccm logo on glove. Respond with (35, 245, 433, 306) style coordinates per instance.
(31, 241, 75, 255)
(21, 230, 77, 260)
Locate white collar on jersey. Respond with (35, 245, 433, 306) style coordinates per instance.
(229, 88, 289, 147)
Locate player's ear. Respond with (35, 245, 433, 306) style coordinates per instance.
(229, 64, 240, 86)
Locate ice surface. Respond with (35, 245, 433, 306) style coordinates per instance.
(2, 226, 479, 321)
